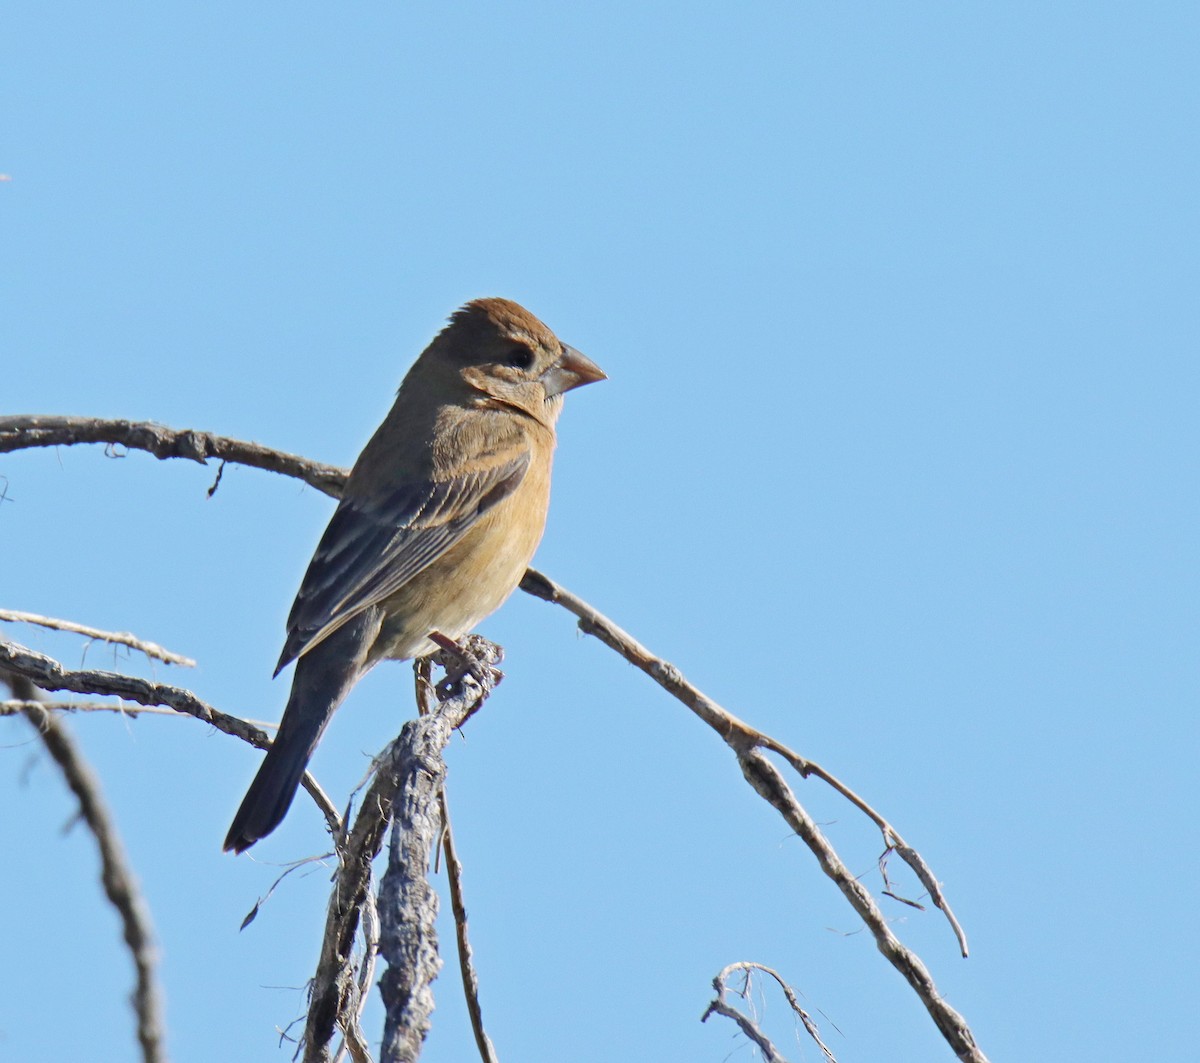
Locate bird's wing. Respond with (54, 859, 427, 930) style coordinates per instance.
(275, 449, 531, 673)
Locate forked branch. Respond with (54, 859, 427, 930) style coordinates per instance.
(303, 638, 503, 1063)
(3, 414, 988, 1062)
(0, 637, 341, 838)
(701, 961, 837, 1063)
(2, 671, 166, 1063)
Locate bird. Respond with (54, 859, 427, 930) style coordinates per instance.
(223, 298, 605, 852)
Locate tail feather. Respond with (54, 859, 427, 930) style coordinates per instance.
(223, 726, 316, 853)
(223, 611, 380, 853)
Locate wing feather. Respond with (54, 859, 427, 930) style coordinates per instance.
(275, 450, 530, 673)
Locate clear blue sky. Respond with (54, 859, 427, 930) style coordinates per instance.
(3, 3, 1197, 1060)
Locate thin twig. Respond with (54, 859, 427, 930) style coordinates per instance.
(753, 734, 968, 956)
(519, 569, 985, 1061)
(343, 888, 381, 1063)
(701, 962, 837, 1063)
(237, 854, 334, 932)
(1, 700, 179, 718)
(0, 609, 196, 667)
(303, 640, 502, 1063)
(5, 416, 986, 1060)
(0, 637, 340, 839)
(0, 699, 280, 728)
(702, 995, 787, 1062)
(440, 790, 500, 1063)
(0, 415, 346, 498)
(737, 750, 985, 1061)
(3, 671, 167, 1063)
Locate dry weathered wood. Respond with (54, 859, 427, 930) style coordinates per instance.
(303, 639, 502, 1063)
(0, 637, 341, 838)
(0, 415, 346, 497)
(3, 671, 166, 1063)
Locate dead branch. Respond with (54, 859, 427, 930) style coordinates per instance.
(517, 570, 966, 940)
(304, 638, 502, 1063)
(519, 569, 985, 1061)
(439, 789, 499, 1063)
(742, 750, 982, 1059)
(4, 416, 988, 1060)
(2, 700, 183, 718)
(414, 660, 499, 1063)
(0, 608, 196, 667)
(3, 671, 167, 1063)
(331, 886, 380, 1063)
(0, 636, 340, 839)
(701, 962, 837, 1063)
(0, 699, 280, 727)
(0, 414, 345, 498)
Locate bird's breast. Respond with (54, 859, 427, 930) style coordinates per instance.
(369, 453, 553, 664)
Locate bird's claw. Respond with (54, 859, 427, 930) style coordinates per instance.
(428, 632, 505, 701)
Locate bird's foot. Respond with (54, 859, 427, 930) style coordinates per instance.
(428, 632, 505, 701)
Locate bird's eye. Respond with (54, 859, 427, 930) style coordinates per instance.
(503, 345, 534, 370)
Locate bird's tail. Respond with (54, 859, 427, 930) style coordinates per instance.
(223, 614, 378, 853)
(222, 715, 318, 854)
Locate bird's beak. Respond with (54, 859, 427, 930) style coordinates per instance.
(541, 345, 607, 397)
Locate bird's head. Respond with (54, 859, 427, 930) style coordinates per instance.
(427, 298, 606, 426)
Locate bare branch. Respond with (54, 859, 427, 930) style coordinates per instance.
(333, 886, 380, 1063)
(3, 671, 167, 1063)
(0, 703, 285, 739)
(4, 416, 986, 1059)
(751, 735, 969, 957)
(737, 750, 986, 1062)
(303, 638, 502, 1063)
(376, 638, 502, 1063)
(3, 700, 176, 717)
(0, 637, 340, 839)
(520, 568, 985, 1060)
(702, 995, 788, 1062)
(0, 415, 346, 498)
(701, 962, 837, 1063)
(0, 609, 196, 667)
(0, 703, 286, 740)
(440, 790, 500, 1063)
(519, 568, 774, 743)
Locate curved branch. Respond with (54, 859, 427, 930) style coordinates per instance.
(519, 569, 984, 1060)
(701, 961, 837, 1063)
(0, 415, 346, 498)
(303, 638, 502, 1063)
(4, 414, 986, 1060)
(0, 637, 341, 839)
(2, 700, 205, 718)
(0, 609, 195, 667)
(3, 671, 166, 1063)
(440, 790, 499, 1063)
(737, 751, 984, 1061)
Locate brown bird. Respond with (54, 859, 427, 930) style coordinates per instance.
(224, 298, 605, 852)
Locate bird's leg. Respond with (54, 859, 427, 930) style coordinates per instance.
(413, 657, 436, 716)
(428, 632, 505, 702)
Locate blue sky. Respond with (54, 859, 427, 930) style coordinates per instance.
(3, 2, 1198, 1060)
